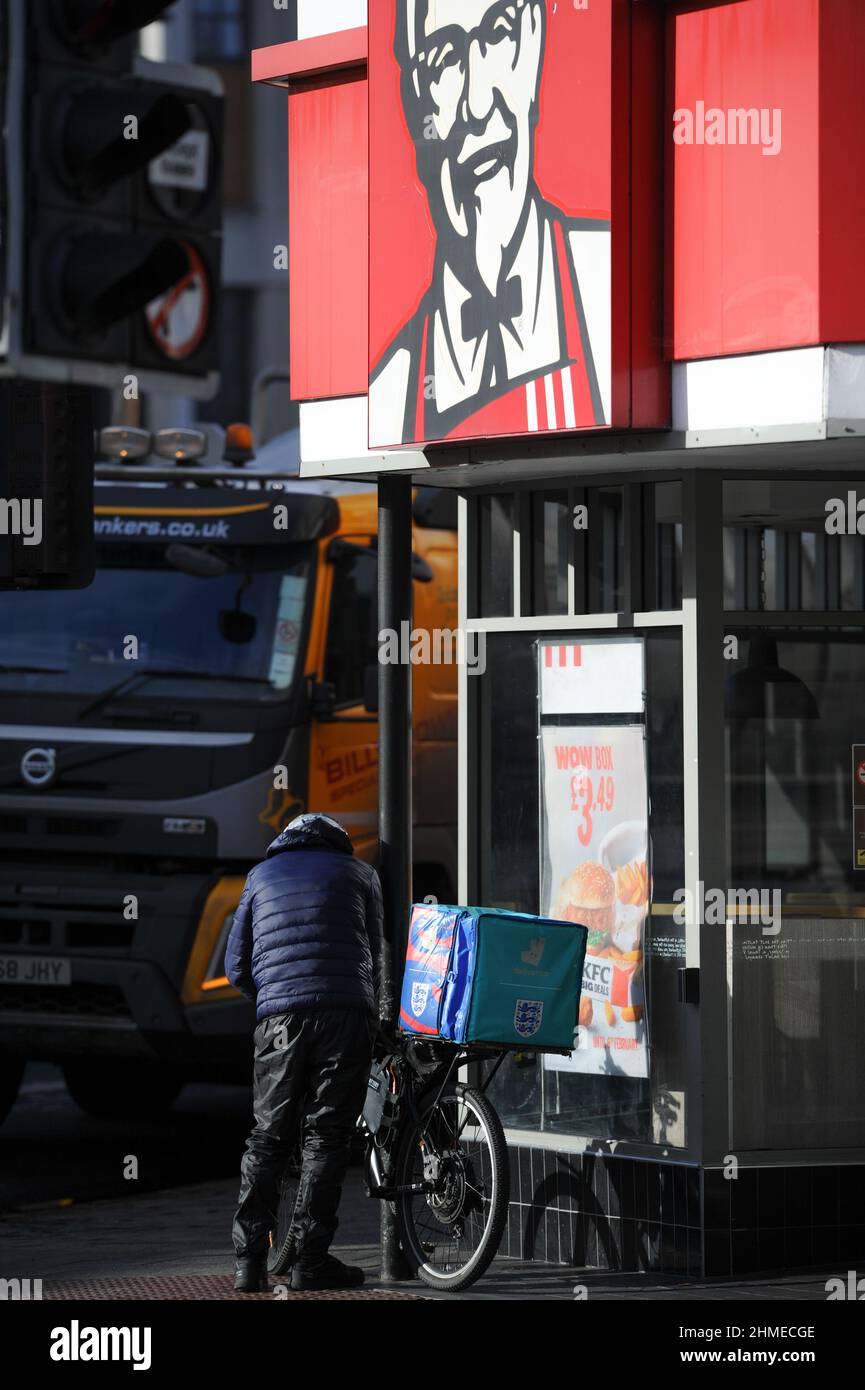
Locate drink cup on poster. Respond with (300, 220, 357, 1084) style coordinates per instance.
(600, 820, 649, 953)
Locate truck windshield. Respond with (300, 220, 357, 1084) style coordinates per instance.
(0, 544, 314, 705)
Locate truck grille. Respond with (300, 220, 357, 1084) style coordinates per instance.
(0, 921, 51, 946)
(0, 814, 122, 838)
(44, 817, 120, 839)
(0, 983, 130, 1017)
(0, 919, 134, 950)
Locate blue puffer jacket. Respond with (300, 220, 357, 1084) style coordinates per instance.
(225, 814, 384, 1022)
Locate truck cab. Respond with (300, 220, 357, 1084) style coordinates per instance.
(0, 434, 457, 1122)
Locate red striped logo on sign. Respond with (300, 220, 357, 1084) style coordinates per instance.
(544, 645, 583, 668)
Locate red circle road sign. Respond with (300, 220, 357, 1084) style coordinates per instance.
(145, 241, 210, 361)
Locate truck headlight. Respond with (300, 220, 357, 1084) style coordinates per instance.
(201, 911, 235, 991)
(182, 876, 246, 1003)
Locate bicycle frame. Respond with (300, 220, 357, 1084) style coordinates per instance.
(361, 1040, 509, 1202)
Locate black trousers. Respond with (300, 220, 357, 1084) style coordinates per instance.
(232, 1007, 375, 1266)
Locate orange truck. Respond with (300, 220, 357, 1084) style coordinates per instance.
(0, 433, 457, 1123)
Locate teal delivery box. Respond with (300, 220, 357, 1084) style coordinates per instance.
(399, 903, 587, 1049)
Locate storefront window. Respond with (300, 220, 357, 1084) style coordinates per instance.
(725, 627, 865, 1149)
(476, 494, 513, 617)
(725, 629, 865, 899)
(650, 481, 683, 611)
(530, 491, 570, 616)
(476, 630, 686, 1146)
(477, 631, 539, 913)
(724, 479, 865, 611)
(585, 485, 624, 613)
(476, 483, 646, 619)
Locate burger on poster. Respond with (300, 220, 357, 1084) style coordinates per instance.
(551, 822, 649, 1032)
(552, 860, 616, 945)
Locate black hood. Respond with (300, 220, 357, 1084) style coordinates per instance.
(267, 813, 354, 858)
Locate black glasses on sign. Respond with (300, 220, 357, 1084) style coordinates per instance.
(412, 0, 532, 85)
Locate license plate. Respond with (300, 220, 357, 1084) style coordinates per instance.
(0, 955, 71, 986)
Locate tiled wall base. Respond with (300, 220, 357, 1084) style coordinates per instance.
(506, 1146, 865, 1277)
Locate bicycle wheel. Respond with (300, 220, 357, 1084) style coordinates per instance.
(394, 1083, 509, 1292)
(268, 1151, 302, 1275)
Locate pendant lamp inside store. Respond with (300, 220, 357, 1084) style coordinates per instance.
(725, 637, 819, 721)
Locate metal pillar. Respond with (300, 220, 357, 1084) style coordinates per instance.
(681, 472, 730, 1174)
(377, 475, 413, 1282)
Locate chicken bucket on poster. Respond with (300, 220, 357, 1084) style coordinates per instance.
(539, 641, 650, 1078)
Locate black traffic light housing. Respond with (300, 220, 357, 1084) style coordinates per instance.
(1, 0, 223, 396)
(46, 1, 184, 62)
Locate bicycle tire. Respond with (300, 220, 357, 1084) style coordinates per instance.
(394, 1083, 509, 1292)
(268, 1159, 301, 1276)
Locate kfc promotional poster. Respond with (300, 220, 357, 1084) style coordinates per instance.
(538, 641, 650, 1079)
(369, 0, 613, 448)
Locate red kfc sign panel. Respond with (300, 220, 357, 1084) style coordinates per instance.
(369, 0, 615, 449)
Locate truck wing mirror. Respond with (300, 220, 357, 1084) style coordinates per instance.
(310, 680, 337, 721)
(327, 537, 431, 582)
(411, 554, 433, 583)
(327, 538, 372, 564)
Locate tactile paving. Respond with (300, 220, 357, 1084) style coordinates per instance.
(43, 1274, 426, 1301)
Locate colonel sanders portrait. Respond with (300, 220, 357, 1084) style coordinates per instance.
(369, 0, 612, 448)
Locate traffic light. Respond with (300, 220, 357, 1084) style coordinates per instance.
(0, 0, 223, 396)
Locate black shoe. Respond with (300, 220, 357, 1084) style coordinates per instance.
(290, 1255, 365, 1291)
(234, 1257, 269, 1293)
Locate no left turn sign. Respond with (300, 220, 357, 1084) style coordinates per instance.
(145, 241, 211, 361)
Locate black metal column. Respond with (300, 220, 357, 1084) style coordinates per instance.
(377, 475, 413, 1282)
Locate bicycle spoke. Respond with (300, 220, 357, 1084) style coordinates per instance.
(399, 1095, 499, 1274)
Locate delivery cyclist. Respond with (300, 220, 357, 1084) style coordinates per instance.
(226, 812, 383, 1292)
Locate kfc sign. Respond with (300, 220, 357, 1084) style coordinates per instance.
(369, 0, 616, 448)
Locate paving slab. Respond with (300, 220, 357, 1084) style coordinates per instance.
(0, 1170, 841, 1301)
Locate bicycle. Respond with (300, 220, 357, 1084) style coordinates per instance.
(360, 1032, 511, 1291)
(268, 1030, 565, 1293)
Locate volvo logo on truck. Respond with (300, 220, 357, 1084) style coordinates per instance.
(20, 747, 57, 788)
